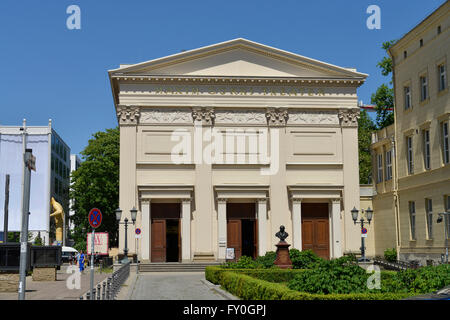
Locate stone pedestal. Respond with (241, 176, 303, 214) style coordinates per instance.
(32, 267, 57, 281)
(0, 272, 19, 292)
(274, 241, 293, 269)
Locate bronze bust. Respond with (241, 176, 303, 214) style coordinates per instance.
(275, 225, 289, 242)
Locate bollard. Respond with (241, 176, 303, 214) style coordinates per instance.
(97, 284, 101, 300)
(79, 296, 83, 300)
(86, 292, 91, 300)
(92, 288, 96, 301)
(102, 282, 106, 300)
(106, 278, 111, 300)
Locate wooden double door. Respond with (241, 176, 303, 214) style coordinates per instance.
(151, 203, 181, 262)
(301, 203, 330, 259)
(226, 203, 257, 261)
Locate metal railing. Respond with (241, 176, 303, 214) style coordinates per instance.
(373, 257, 420, 271)
(79, 261, 130, 300)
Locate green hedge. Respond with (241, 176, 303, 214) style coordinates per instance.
(205, 266, 306, 284)
(209, 270, 410, 300)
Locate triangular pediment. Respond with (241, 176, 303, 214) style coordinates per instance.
(109, 38, 367, 80)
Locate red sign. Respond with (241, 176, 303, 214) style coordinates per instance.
(88, 208, 102, 229)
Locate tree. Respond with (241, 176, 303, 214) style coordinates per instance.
(70, 127, 119, 251)
(371, 40, 396, 129)
(358, 109, 376, 184)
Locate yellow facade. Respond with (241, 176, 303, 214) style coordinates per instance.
(372, 2, 450, 265)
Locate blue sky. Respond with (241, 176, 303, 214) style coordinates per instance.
(0, 0, 445, 156)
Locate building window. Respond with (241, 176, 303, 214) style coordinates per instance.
(425, 198, 433, 239)
(442, 122, 449, 165)
(407, 136, 414, 174)
(404, 86, 411, 110)
(409, 201, 416, 240)
(419, 39, 423, 47)
(423, 129, 431, 170)
(438, 25, 441, 34)
(420, 75, 428, 101)
(377, 153, 383, 183)
(404, 51, 407, 59)
(385, 150, 392, 180)
(438, 64, 446, 92)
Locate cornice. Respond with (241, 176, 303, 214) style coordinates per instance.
(111, 75, 365, 87)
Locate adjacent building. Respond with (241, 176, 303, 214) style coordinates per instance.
(372, 2, 449, 264)
(109, 38, 368, 262)
(0, 120, 71, 245)
(69, 154, 81, 233)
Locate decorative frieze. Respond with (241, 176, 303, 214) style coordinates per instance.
(140, 108, 193, 124)
(192, 107, 215, 125)
(117, 105, 140, 125)
(215, 109, 266, 125)
(338, 108, 360, 127)
(266, 108, 288, 126)
(288, 111, 339, 125)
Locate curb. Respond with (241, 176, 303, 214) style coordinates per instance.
(200, 279, 240, 300)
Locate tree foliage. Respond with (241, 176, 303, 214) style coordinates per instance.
(371, 40, 396, 129)
(358, 110, 376, 184)
(70, 127, 119, 250)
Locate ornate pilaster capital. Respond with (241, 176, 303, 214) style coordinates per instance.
(181, 198, 192, 204)
(217, 197, 227, 204)
(192, 107, 215, 126)
(338, 108, 360, 127)
(256, 198, 268, 204)
(117, 105, 140, 125)
(292, 198, 302, 204)
(331, 198, 341, 204)
(266, 107, 288, 127)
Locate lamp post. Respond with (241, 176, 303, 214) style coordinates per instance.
(351, 206, 373, 262)
(116, 207, 137, 263)
(436, 211, 449, 264)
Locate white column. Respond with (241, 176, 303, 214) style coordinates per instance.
(331, 198, 342, 258)
(257, 198, 268, 256)
(292, 198, 302, 250)
(141, 200, 150, 261)
(217, 198, 227, 261)
(181, 198, 192, 262)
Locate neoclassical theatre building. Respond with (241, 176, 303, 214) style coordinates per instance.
(109, 39, 367, 263)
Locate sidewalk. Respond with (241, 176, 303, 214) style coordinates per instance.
(0, 264, 110, 300)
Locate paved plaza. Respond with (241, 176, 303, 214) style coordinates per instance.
(128, 272, 236, 300)
(0, 264, 109, 300)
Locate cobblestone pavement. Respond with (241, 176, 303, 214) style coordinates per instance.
(129, 272, 232, 300)
(0, 264, 110, 300)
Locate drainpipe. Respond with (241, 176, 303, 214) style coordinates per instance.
(388, 47, 401, 255)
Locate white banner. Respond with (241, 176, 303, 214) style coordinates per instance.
(87, 232, 109, 255)
(0, 134, 50, 232)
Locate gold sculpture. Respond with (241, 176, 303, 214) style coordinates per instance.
(50, 197, 64, 245)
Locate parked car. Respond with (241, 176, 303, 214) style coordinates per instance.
(61, 246, 78, 263)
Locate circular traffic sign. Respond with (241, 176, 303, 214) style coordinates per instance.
(88, 208, 102, 229)
(361, 227, 368, 234)
(135, 228, 141, 235)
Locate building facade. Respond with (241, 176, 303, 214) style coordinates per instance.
(373, 2, 449, 265)
(0, 119, 71, 245)
(69, 154, 81, 234)
(109, 39, 368, 262)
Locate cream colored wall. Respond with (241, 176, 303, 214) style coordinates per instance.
(113, 41, 365, 261)
(372, 193, 397, 257)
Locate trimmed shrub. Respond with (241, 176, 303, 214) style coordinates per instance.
(205, 266, 305, 284)
(223, 256, 261, 269)
(384, 248, 397, 262)
(287, 255, 370, 294)
(289, 249, 322, 269)
(215, 270, 409, 300)
(255, 251, 277, 268)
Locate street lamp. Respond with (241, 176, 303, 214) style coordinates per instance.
(116, 207, 137, 263)
(351, 206, 373, 262)
(436, 211, 449, 264)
